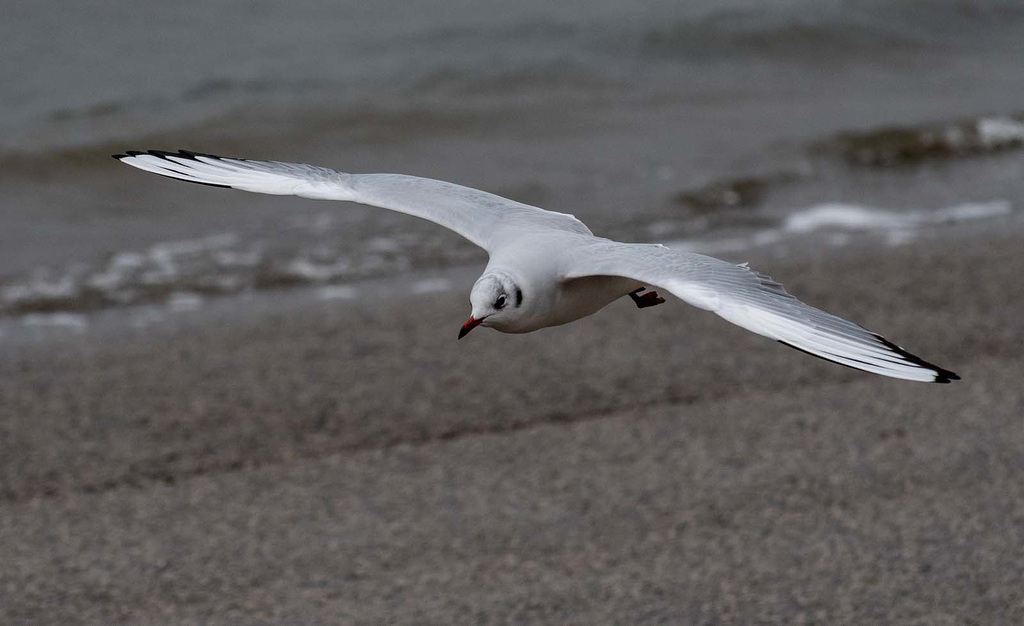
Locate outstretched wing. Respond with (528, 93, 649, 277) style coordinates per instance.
(113, 150, 591, 252)
(563, 240, 959, 383)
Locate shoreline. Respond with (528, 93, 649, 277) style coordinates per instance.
(2, 201, 1019, 343)
(1, 218, 1022, 622)
(2, 200, 1023, 623)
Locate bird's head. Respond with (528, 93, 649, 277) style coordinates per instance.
(459, 271, 524, 339)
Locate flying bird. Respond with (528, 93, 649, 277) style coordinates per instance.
(114, 149, 959, 383)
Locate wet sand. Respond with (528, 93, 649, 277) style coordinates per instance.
(1, 229, 1022, 624)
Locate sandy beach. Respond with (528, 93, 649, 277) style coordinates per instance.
(4, 1, 1024, 622)
(2, 223, 1021, 624)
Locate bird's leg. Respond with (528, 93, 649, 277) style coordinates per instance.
(629, 287, 665, 309)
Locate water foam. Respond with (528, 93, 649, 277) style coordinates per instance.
(668, 200, 1013, 254)
(783, 201, 1012, 233)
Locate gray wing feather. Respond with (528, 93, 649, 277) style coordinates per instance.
(564, 240, 958, 383)
(114, 150, 591, 251)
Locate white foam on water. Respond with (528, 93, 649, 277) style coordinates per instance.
(2, 273, 79, 304)
(148, 233, 239, 259)
(365, 237, 402, 253)
(280, 258, 351, 281)
(782, 201, 1012, 233)
(167, 291, 204, 312)
(977, 117, 1024, 149)
(411, 278, 453, 294)
(666, 201, 1012, 255)
(213, 249, 263, 268)
(933, 201, 1014, 222)
(665, 231, 783, 255)
(287, 212, 334, 232)
(317, 285, 358, 301)
(22, 313, 88, 331)
(143, 234, 241, 284)
(784, 204, 911, 232)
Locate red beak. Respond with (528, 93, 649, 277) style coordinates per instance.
(458, 315, 483, 340)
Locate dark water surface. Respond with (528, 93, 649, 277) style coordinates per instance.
(2, 0, 1024, 318)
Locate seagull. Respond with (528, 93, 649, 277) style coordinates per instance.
(114, 149, 959, 383)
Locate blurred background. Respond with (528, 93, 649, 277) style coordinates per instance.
(4, 0, 1024, 316)
(2, 0, 1023, 623)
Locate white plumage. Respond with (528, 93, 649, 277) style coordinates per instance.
(115, 149, 959, 383)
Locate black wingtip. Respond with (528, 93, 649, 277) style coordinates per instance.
(113, 149, 233, 189)
(778, 339, 960, 384)
(179, 149, 225, 160)
(148, 149, 203, 160)
(932, 370, 961, 384)
(117, 149, 204, 160)
(118, 148, 237, 162)
(872, 335, 961, 384)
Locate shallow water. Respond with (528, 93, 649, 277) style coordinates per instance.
(3, 0, 1024, 318)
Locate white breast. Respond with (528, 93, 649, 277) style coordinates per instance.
(543, 275, 642, 329)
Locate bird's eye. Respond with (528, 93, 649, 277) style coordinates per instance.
(495, 295, 506, 309)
